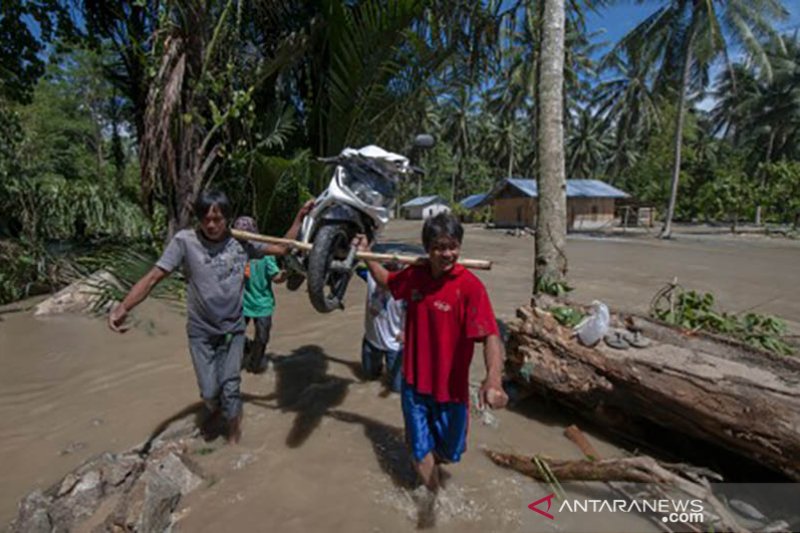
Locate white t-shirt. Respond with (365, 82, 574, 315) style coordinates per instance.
(364, 273, 405, 352)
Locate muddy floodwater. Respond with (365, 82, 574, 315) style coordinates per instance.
(2, 222, 799, 531)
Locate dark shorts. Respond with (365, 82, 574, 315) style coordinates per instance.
(401, 383, 469, 463)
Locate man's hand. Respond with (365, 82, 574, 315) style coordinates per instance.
(296, 199, 315, 219)
(108, 303, 131, 333)
(273, 270, 287, 284)
(478, 377, 508, 410)
(352, 233, 370, 252)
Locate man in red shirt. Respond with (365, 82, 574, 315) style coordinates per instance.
(356, 213, 507, 496)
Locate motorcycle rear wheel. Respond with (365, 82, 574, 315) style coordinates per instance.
(307, 224, 353, 313)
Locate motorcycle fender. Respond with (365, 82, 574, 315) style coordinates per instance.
(318, 205, 367, 232)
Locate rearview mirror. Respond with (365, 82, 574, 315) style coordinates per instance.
(413, 134, 435, 149)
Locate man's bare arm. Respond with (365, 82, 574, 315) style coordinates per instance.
(354, 234, 390, 289)
(108, 267, 170, 332)
(479, 334, 508, 409)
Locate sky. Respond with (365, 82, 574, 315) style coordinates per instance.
(584, 1, 800, 58)
(582, 1, 800, 109)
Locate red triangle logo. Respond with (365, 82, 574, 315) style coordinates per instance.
(528, 493, 556, 520)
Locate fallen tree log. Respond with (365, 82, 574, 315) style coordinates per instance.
(506, 306, 800, 480)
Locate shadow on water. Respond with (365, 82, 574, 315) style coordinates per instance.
(270, 344, 353, 449)
(141, 343, 435, 527)
(143, 344, 354, 452)
(328, 409, 417, 489)
(326, 410, 436, 530)
(317, 352, 364, 381)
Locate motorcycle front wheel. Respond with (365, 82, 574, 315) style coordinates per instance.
(307, 224, 354, 313)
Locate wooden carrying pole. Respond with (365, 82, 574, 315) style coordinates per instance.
(230, 229, 492, 270)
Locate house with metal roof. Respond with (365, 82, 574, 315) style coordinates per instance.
(400, 195, 450, 220)
(459, 193, 488, 210)
(483, 178, 629, 230)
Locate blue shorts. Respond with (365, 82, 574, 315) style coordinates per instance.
(401, 383, 469, 463)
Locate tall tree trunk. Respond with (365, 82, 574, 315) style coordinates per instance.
(534, 0, 567, 292)
(755, 129, 775, 225)
(661, 33, 695, 239)
(507, 126, 514, 179)
(451, 163, 458, 203)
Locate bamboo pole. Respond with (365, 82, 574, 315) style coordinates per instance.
(230, 229, 493, 270)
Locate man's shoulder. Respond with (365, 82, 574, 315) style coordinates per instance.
(171, 228, 198, 245)
(455, 268, 488, 293)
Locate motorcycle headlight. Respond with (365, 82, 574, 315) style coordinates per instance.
(351, 181, 385, 207)
(341, 168, 394, 208)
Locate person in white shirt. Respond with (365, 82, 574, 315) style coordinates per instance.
(357, 263, 405, 392)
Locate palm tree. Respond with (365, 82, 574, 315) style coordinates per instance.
(711, 34, 800, 223)
(439, 86, 479, 201)
(487, 0, 601, 183)
(535, 0, 568, 290)
(566, 107, 613, 179)
(594, 48, 661, 182)
(618, 0, 789, 238)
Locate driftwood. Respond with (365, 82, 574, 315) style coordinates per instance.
(485, 449, 749, 533)
(564, 424, 600, 460)
(506, 306, 800, 480)
(230, 229, 492, 270)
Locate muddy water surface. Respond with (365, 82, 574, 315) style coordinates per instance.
(3, 222, 799, 531)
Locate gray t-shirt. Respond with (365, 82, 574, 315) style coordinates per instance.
(156, 229, 264, 337)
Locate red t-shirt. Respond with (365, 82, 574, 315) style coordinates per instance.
(388, 264, 499, 404)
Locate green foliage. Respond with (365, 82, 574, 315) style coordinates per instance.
(534, 277, 574, 297)
(651, 284, 794, 356)
(0, 55, 149, 244)
(618, 103, 702, 215)
(250, 151, 313, 234)
(0, 240, 42, 305)
(550, 306, 585, 328)
(761, 161, 800, 228)
(74, 244, 185, 312)
(697, 161, 756, 230)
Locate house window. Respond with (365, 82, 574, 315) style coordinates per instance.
(591, 204, 598, 219)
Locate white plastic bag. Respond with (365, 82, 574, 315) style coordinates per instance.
(574, 300, 610, 347)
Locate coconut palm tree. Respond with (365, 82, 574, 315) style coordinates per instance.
(711, 33, 800, 222)
(535, 0, 568, 289)
(594, 48, 661, 182)
(566, 107, 613, 179)
(617, 0, 789, 237)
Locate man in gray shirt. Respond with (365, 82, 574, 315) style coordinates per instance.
(108, 190, 312, 443)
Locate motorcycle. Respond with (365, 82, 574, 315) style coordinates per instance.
(285, 135, 433, 313)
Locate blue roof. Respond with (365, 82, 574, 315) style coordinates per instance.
(401, 195, 447, 208)
(504, 178, 629, 199)
(459, 193, 488, 209)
